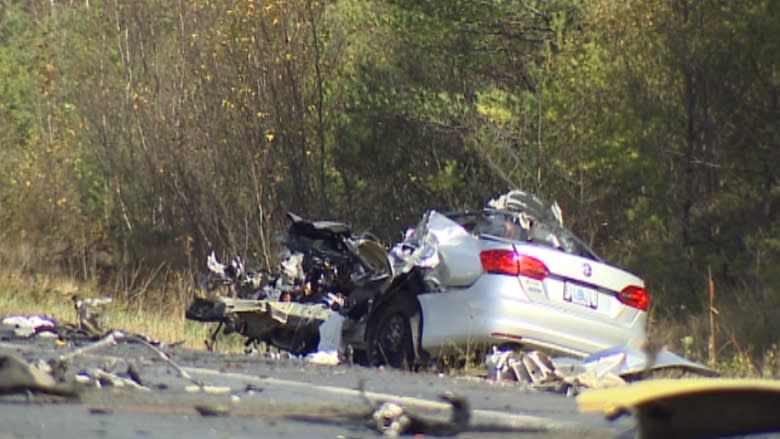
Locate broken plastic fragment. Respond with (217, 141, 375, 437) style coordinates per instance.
(194, 404, 231, 417)
(185, 385, 232, 394)
(2, 315, 56, 330)
(368, 393, 470, 437)
(0, 352, 79, 398)
(581, 339, 718, 377)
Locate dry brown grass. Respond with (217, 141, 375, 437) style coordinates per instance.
(3, 241, 778, 372)
(0, 266, 223, 351)
(647, 286, 780, 378)
(0, 239, 256, 355)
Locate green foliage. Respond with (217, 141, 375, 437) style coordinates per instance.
(1, 0, 780, 358)
(0, 5, 37, 226)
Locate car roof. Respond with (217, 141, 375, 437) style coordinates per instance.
(441, 209, 602, 262)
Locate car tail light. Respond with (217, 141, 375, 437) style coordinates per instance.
(618, 285, 650, 311)
(480, 250, 549, 280)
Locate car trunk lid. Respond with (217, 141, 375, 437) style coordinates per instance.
(512, 242, 646, 323)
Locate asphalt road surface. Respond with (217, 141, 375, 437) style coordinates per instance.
(0, 335, 635, 439)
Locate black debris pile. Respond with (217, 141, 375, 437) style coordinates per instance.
(188, 211, 405, 358)
(199, 212, 390, 308)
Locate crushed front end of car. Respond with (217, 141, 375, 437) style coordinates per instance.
(185, 211, 416, 361)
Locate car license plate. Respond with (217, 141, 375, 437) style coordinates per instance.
(564, 282, 598, 309)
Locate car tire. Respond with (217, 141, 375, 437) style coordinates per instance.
(366, 303, 415, 370)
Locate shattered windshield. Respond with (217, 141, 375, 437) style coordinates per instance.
(446, 210, 601, 261)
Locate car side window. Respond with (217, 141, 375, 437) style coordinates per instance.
(473, 213, 528, 240)
(504, 217, 529, 241)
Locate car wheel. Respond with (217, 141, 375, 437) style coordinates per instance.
(366, 305, 415, 370)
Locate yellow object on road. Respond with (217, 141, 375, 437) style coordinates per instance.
(577, 378, 780, 438)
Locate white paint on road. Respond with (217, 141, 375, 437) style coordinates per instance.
(184, 366, 581, 431)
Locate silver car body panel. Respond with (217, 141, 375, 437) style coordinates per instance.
(564, 339, 719, 377)
(407, 209, 648, 359)
(417, 275, 646, 357)
(420, 212, 483, 288)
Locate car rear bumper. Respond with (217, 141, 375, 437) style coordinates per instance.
(417, 274, 647, 358)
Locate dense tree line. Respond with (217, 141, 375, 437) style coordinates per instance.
(2, 0, 780, 349)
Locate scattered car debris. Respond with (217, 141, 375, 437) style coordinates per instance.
(484, 347, 626, 396)
(485, 340, 719, 397)
(485, 348, 560, 384)
(194, 403, 231, 417)
(126, 362, 144, 386)
(358, 379, 470, 437)
(577, 378, 780, 438)
(578, 339, 719, 379)
(2, 315, 57, 338)
(54, 329, 198, 387)
(56, 329, 126, 363)
(74, 368, 150, 390)
(2, 310, 233, 406)
(71, 295, 113, 337)
(0, 296, 143, 348)
(184, 384, 232, 394)
(368, 393, 470, 437)
(0, 352, 79, 399)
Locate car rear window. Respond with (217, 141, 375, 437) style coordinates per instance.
(447, 210, 601, 261)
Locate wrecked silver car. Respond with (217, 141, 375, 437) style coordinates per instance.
(392, 190, 649, 362)
(186, 190, 652, 370)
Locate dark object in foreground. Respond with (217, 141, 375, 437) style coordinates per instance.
(0, 352, 79, 399)
(577, 378, 780, 439)
(194, 404, 231, 417)
(369, 393, 470, 437)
